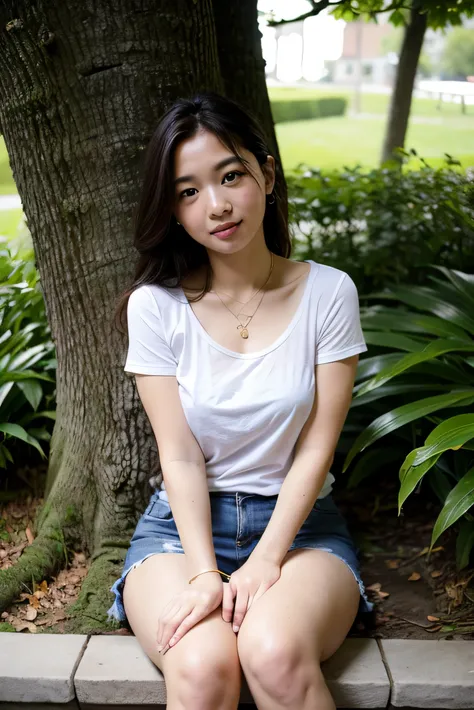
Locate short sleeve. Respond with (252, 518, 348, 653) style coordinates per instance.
(315, 273, 368, 364)
(124, 286, 177, 376)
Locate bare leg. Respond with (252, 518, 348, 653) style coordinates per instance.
(123, 553, 242, 710)
(237, 548, 360, 710)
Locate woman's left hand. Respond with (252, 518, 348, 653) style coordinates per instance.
(222, 556, 281, 632)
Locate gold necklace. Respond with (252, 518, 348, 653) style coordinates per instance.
(212, 252, 274, 339)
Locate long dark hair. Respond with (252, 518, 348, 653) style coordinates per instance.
(114, 90, 291, 334)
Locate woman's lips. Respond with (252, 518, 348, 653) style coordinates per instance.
(212, 220, 242, 239)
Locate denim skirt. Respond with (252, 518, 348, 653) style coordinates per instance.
(107, 489, 374, 625)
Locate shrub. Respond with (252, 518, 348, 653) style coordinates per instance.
(271, 97, 347, 123)
(288, 153, 474, 295)
(344, 265, 474, 569)
(0, 232, 56, 472)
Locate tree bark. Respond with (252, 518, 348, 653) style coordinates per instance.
(380, 2, 428, 164)
(0, 0, 224, 629)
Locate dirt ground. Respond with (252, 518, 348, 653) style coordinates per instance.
(338, 478, 474, 641)
(1, 464, 473, 639)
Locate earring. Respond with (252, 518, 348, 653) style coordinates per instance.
(176, 220, 181, 225)
(267, 191, 275, 205)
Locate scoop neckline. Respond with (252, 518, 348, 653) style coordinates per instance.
(179, 259, 317, 360)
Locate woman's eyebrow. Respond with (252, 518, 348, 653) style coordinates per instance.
(174, 156, 242, 186)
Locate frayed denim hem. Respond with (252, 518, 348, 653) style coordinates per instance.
(106, 552, 166, 624)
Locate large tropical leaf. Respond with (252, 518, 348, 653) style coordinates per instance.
(366, 284, 474, 333)
(430, 466, 474, 550)
(357, 340, 474, 397)
(398, 415, 474, 511)
(0, 422, 46, 458)
(344, 391, 474, 471)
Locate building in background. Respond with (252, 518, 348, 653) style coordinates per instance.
(332, 19, 393, 86)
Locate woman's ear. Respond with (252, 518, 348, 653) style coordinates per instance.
(264, 155, 276, 193)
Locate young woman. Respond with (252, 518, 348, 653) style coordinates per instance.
(108, 91, 374, 710)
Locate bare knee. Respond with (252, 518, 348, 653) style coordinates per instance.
(238, 630, 316, 706)
(167, 645, 241, 710)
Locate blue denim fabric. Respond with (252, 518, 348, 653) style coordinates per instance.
(107, 490, 374, 625)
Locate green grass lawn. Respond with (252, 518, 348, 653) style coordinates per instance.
(275, 114, 474, 172)
(269, 85, 474, 171)
(0, 208, 23, 238)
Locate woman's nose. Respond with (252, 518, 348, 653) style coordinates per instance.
(207, 187, 231, 215)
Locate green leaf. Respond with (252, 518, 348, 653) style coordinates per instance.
(398, 415, 474, 510)
(346, 447, 402, 489)
(16, 379, 43, 411)
(0, 370, 55, 385)
(430, 466, 474, 549)
(456, 518, 474, 570)
(19, 410, 57, 424)
(431, 266, 474, 311)
(398, 450, 442, 512)
(0, 382, 14, 409)
(7, 344, 48, 371)
(409, 414, 474, 466)
(363, 331, 427, 351)
(365, 286, 474, 334)
(343, 391, 474, 471)
(358, 340, 474, 397)
(361, 308, 469, 341)
(389, 9, 406, 26)
(351, 383, 458, 408)
(0, 422, 46, 458)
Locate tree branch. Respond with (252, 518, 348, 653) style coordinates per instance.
(266, 0, 413, 27)
(266, 0, 338, 27)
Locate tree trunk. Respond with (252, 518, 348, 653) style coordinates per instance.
(0, 0, 224, 629)
(211, 0, 288, 215)
(380, 2, 428, 164)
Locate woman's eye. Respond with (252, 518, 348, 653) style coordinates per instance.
(180, 188, 196, 199)
(223, 170, 244, 183)
(179, 171, 243, 199)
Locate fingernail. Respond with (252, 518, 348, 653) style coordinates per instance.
(233, 625, 239, 632)
(157, 645, 162, 652)
(169, 637, 176, 646)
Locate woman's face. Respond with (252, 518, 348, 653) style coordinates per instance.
(172, 128, 275, 253)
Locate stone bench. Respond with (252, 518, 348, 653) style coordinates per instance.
(1, 633, 473, 708)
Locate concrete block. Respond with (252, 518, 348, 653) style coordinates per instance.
(74, 636, 166, 705)
(0, 703, 79, 710)
(322, 638, 391, 708)
(0, 633, 88, 703)
(380, 639, 474, 709)
(74, 635, 392, 707)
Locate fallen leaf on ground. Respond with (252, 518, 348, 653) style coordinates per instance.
(408, 572, 421, 581)
(25, 606, 37, 621)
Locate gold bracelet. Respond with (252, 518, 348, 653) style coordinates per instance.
(188, 568, 231, 584)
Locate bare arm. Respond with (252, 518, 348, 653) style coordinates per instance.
(251, 354, 360, 565)
(135, 373, 217, 581)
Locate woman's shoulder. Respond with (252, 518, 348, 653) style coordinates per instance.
(308, 261, 355, 293)
(129, 281, 187, 311)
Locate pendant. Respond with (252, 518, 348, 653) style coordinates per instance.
(237, 325, 249, 339)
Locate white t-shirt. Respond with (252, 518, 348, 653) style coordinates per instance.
(124, 259, 368, 501)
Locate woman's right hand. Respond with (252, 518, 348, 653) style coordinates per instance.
(157, 572, 224, 653)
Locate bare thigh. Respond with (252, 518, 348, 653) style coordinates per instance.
(238, 548, 361, 663)
(122, 553, 241, 679)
